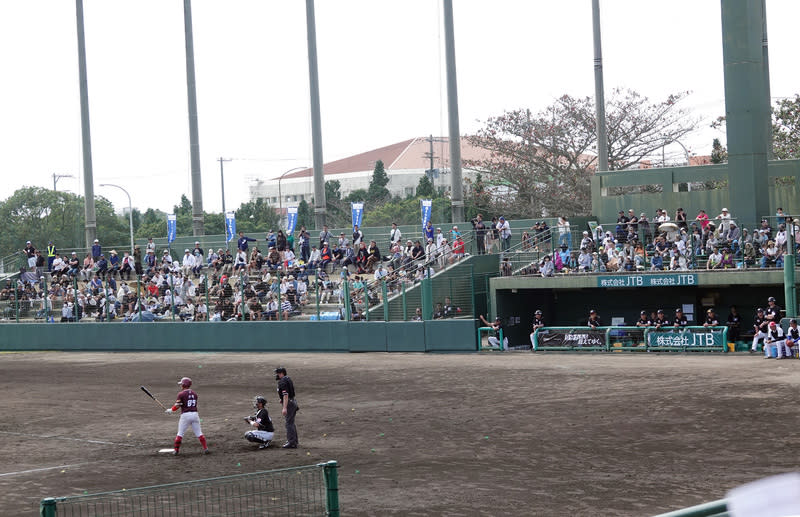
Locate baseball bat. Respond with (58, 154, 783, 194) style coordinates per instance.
(140, 385, 168, 410)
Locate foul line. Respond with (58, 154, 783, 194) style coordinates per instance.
(0, 463, 90, 478)
(0, 430, 137, 447)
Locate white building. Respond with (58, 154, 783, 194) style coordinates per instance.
(248, 136, 491, 215)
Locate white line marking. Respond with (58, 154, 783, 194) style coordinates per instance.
(0, 430, 137, 447)
(0, 463, 89, 478)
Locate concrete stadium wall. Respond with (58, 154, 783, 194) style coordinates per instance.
(590, 159, 800, 226)
(0, 320, 478, 353)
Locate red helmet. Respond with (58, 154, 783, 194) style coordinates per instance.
(179, 377, 192, 388)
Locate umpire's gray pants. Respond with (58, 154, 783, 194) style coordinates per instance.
(285, 399, 299, 446)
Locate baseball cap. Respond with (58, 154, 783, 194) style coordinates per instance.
(707, 308, 714, 313)
(768, 296, 776, 302)
(26, 240, 31, 244)
(640, 310, 647, 315)
(769, 321, 777, 327)
(721, 208, 728, 212)
(757, 307, 764, 312)
(657, 309, 664, 314)
(589, 309, 597, 314)
(791, 319, 797, 325)
(675, 308, 682, 313)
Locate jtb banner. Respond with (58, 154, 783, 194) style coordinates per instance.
(225, 211, 236, 242)
(167, 214, 177, 243)
(351, 202, 364, 231)
(421, 199, 432, 229)
(286, 206, 298, 234)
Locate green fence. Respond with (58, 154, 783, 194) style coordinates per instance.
(532, 327, 729, 352)
(40, 461, 339, 517)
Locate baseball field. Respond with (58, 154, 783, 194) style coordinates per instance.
(0, 351, 797, 516)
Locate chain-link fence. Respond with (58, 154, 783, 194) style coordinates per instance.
(40, 461, 339, 517)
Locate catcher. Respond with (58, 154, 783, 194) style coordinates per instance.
(244, 395, 274, 449)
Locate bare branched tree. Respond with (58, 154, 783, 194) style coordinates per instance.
(465, 89, 698, 217)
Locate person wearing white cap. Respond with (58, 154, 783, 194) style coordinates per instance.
(435, 228, 445, 249)
(182, 248, 196, 277)
(91, 239, 102, 261)
(497, 216, 512, 251)
(23, 240, 37, 269)
(716, 207, 732, 237)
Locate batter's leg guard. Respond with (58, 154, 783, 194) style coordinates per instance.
(173, 435, 182, 454)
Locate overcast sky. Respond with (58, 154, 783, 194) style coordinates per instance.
(1, 1, 798, 215)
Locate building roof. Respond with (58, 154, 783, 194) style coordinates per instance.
(275, 137, 491, 180)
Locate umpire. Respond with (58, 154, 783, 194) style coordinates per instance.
(275, 367, 299, 449)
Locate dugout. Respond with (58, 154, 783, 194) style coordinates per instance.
(491, 269, 792, 349)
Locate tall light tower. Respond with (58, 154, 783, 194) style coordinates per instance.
(183, 0, 205, 236)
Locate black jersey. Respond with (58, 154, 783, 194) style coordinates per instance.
(788, 326, 800, 340)
(673, 315, 688, 327)
(277, 376, 296, 403)
(636, 317, 652, 327)
(705, 316, 719, 326)
(754, 316, 768, 333)
(765, 305, 781, 322)
(587, 317, 602, 328)
(726, 313, 741, 328)
(253, 407, 274, 432)
(532, 317, 545, 329)
(654, 317, 671, 328)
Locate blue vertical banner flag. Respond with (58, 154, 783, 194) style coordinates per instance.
(351, 202, 364, 231)
(167, 214, 177, 244)
(225, 211, 236, 242)
(286, 206, 298, 234)
(421, 199, 432, 229)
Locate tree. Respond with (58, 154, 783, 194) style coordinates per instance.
(322, 180, 348, 227)
(367, 159, 390, 203)
(465, 89, 698, 217)
(296, 199, 313, 230)
(344, 189, 368, 203)
(0, 187, 134, 257)
(416, 174, 435, 198)
(710, 138, 728, 164)
(362, 197, 451, 227)
(236, 198, 279, 233)
(773, 94, 800, 159)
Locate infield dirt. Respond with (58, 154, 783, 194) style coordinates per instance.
(1, 351, 798, 516)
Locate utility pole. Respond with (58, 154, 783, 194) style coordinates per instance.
(592, 0, 609, 172)
(183, 0, 205, 236)
(218, 157, 231, 229)
(52, 173, 74, 191)
(75, 0, 97, 250)
(424, 135, 447, 191)
(306, 0, 327, 230)
(442, 0, 464, 223)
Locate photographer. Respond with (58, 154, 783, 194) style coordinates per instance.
(471, 214, 487, 255)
